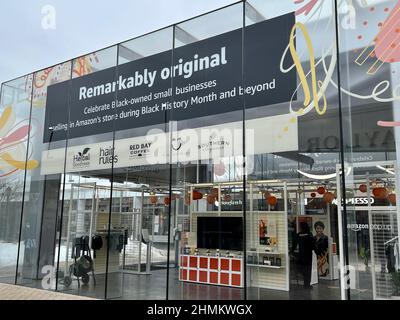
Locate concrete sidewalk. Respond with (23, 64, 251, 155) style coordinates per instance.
(0, 283, 96, 300)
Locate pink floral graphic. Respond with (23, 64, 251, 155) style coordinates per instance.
(294, 0, 319, 16)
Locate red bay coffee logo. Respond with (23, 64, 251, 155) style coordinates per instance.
(129, 142, 152, 160)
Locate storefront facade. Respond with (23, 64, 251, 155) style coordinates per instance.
(1, 0, 400, 300)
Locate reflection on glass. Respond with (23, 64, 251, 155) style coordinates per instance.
(0, 75, 33, 284)
(169, 2, 245, 300)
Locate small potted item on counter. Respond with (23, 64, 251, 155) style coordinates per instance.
(206, 249, 210, 256)
(216, 249, 220, 257)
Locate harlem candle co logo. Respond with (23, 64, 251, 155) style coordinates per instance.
(72, 147, 91, 168)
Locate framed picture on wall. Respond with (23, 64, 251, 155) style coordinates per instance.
(259, 219, 267, 245)
(313, 218, 330, 278)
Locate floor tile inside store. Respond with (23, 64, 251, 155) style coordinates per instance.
(1, 268, 374, 300)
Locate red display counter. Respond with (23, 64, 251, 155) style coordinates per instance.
(179, 254, 243, 288)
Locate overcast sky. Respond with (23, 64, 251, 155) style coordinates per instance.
(0, 0, 236, 84)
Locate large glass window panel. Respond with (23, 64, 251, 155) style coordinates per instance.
(6, 0, 400, 301)
(0, 75, 33, 284)
(336, 0, 400, 300)
(16, 63, 72, 289)
(245, 0, 342, 300)
(55, 46, 118, 299)
(108, 27, 174, 300)
(169, 3, 245, 300)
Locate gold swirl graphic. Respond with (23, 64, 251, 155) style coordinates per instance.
(0, 106, 12, 130)
(0, 106, 39, 176)
(0, 153, 39, 170)
(289, 22, 327, 116)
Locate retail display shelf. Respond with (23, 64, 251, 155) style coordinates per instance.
(191, 211, 244, 215)
(246, 264, 284, 269)
(247, 251, 282, 255)
(252, 211, 286, 214)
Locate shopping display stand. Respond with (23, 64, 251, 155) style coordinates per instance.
(246, 181, 289, 291)
(180, 180, 290, 291)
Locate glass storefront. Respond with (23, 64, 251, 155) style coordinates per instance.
(1, 0, 400, 300)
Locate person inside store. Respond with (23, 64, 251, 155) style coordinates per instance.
(314, 221, 329, 277)
(291, 221, 315, 289)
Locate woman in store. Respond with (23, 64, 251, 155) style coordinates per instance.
(313, 221, 329, 277)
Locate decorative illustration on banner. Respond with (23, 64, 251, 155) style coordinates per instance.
(295, 0, 320, 17)
(0, 106, 39, 177)
(73, 53, 100, 78)
(25, 63, 72, 108)
(373, 0, 400, 127)
(338, 1, 399, 102)
(289, 0, 400, 110)
(287, 0, 399, 179)
(288, 22, 327, 116)
(355, 1, 400, 67)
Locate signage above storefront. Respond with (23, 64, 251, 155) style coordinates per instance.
(43, 13, 296, 143)
(40, 113, 298, 175)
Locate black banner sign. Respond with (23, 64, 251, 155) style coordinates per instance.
(44, 13, 296, 142)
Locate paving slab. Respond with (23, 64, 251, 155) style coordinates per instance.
(0, 283, 96, 300)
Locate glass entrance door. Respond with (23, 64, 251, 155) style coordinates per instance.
(337, 161, 400, 300)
